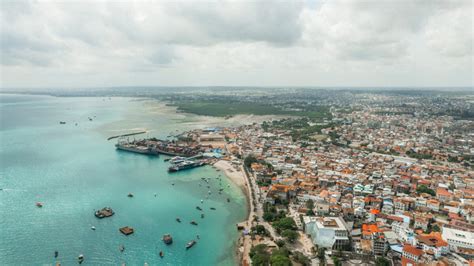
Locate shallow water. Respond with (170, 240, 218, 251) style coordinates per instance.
(0, 94, 247, 265)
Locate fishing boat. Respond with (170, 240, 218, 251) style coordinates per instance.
(127, 193, 134, 198)
(176, 217, 181, 223)
(186, 240, 196, 249)
(119, 245, 125, 252)
(78, 254, 84, 264)
(190, 220, 198, 226)
(210, 207, 216, 210)
(227, 198, 230, 203)
(36, 202, 43, 208)
(196, 206, 202, 211)
(54, 251, 58, 258)
(91, 226, 96, 230)
(162, 234, 173, 245)
(159, 251, 164, 258)
(59, 121, 66, 124)
(201, 213, 205, 219)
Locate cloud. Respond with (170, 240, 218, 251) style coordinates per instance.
(0, 0, 472, 87)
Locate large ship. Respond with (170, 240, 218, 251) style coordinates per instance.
(168, 160, 206, 172)
(115, 142, 160, 156)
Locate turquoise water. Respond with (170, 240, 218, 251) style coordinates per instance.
(0, 94, 247, 265)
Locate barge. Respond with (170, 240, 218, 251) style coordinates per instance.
(168, 160, 206, 172)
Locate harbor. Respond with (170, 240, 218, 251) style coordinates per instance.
(0, 95, 247, 266)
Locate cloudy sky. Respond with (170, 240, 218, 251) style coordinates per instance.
(1, 0, 472, 88)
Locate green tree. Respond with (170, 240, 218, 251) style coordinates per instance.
(244, 155, 258, 168)
(375, 257, 390, 266)
(273, 217, 296, 233)
(250, 244, 270, 266)
(416, 185, 435, 196)
(270, 254, 292, 266)
(293, 251, 310, 266)
(282, 229, 299, 243)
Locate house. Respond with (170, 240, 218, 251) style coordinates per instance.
(304, 216, 350, 250)
(415, 232, 448, 258)
(402, 244, 424, 265)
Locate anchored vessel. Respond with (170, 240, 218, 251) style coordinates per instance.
(168, 160, 206, 172)
(115, 141, 160, 156)
(95, 207, 114, 218)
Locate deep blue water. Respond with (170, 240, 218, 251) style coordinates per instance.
(0, 94, 246, 265)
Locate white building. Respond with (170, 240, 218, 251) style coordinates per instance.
(304, 216, 350, 250)
(442, 226, 474, 252)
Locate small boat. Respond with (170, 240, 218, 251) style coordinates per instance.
(176, 218, 181, 223)
(196, 206, 202, 211)
(200, 199, 204, 203)
(186, 240, 196, 249)
(54, 251, 58, 258)
(159, 251, 164, 258)
(119, 245, 125, 252)
(127, 193, 134, 198)
(201, 213, 205, 219)
(227, 198, 230, 203)
(197, 234, 200, 239)
(78, 254, 84, 264)
(162, 234, 173, 245)
(210, 207, 216, 210)
(59, 121, 66, 124)
(91, 226, 96, 230)
(190, 220, 198, 226)
(36, 202, 43, 208)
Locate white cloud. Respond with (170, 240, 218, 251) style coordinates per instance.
(0, 0, 472, 88)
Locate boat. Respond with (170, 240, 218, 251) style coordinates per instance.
(36, 202, 43, 208)
(127, 193, 134, 198)
(168, 160, 206, 172)
(119, 245, 125, 252)
(119, 226, 134, 235)
(95, 207, 114, 218)
(201, 213, 205, 219)
(59, 121, 66, 124)
(159, 251, 164, 258)
(190, 220, 198, 226)
(78, 254, 84, 264)
(227, 198, 230, 203)
(54, 251, 58, 258)
(162, 234, 173, 245)
(196, 206, 202, 211)
(115, 142, 160, 156)
(186, 240, 196, 249)
(176, 218, 181, 223)
(210, 207, 216, 210)
(91, 226, 96, 230)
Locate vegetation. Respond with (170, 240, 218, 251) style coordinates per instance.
(252, 225, 269, 236)
(270, 247, 292, 266)
(244, 155, 273, 171)
(406, 150, 433, 160)
(292, 251, 310, 266)
(305, 199, 315, 216)
(250, 244, 271, 266)
(171, 99, 331, 119)
(272, 217, 297, 234)
(416, 184, 436, 196)
(375, 257, 390, 266)
(282, 229, 299, 243)
(263, 202, 286, 222)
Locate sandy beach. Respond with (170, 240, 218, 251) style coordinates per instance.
(213, 159, 255, 265)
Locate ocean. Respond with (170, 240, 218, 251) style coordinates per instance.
(0, 94, 247, 265)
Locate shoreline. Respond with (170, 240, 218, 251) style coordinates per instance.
(213, 160, 254, 266)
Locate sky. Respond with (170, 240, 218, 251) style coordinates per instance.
(0, 0, 473, 89)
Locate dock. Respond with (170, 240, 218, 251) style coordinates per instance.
(107, 131, 147, 141)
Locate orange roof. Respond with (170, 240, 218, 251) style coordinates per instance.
(416, 232, 448, 248)
(437, 188, 452, 197)
(370, 209, 380, 215)
(403, 244, 424, 257)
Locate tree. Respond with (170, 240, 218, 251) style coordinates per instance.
(306, 199, 315, 216)
(270, 254, 292, 266)
(375, 257, 390, 266)
(244, 155, 258, 168)
(432, 224, 441, 232)
(416, 185, 435, 196)
(252, 225, 268, 236)
(271, 248, 292, 266)
(273, 217, 296, 233)
(282, 229, 299, 243)
(293, 251, 310, 266)
(250, 244, 270, 266)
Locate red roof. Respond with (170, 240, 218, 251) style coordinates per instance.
(403, 244, 424, 257)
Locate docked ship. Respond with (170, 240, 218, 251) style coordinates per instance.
(115, 141, 160, 156)
(168, 160, 206, 172)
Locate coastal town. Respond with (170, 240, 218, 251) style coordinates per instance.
(120, 91, 474, 266)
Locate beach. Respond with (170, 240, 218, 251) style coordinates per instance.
(213, 160, 255, 265)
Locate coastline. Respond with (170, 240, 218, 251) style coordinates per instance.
(213, 160, 254, 266)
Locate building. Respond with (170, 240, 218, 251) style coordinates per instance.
(304, 216, 350, 250)
(402, 244, 424, 266)
(442, 226, 474, 253)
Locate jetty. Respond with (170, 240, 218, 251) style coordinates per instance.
(107, 131, 147, 141)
